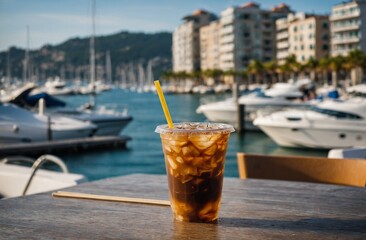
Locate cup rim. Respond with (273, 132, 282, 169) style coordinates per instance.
(155, 122, 235, 134)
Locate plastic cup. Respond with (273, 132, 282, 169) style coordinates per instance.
(155, 122, 235, 223)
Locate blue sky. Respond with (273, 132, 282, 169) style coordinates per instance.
(0, 0, 340, 51)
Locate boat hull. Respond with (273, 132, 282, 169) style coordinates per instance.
(258, 125, 366, 149)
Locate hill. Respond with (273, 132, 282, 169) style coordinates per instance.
(0, 31, 172, 82)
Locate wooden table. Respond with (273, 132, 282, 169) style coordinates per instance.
(1, 174, 365, 239)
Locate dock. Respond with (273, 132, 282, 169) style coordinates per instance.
(0, 136, 131, 157)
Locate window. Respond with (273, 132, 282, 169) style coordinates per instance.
(301, 45, 304, 50)
(322, 22, 329, 29)
(309, 24, 313, 29)
(242, 14, 251, 19)
(309, 44, 314, 50)
(322, 44, 329, 50)
(293, 26, 297, 32)
(310, 106, 363, 119)
(323, 34, 329, 40)
(309, 34, 314, 39)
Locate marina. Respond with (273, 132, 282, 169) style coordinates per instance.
(1, 0, 366, 238)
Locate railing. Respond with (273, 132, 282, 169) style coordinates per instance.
(0, 155, 69, 196)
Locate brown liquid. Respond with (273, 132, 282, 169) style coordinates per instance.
(161, 133, 229, 222)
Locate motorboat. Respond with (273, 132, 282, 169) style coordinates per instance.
(2, 84, 132, 137)
(30, 77, 75, 96)
(0, 103, 97, 144)
(0, 154, 85, 198)
(328, 147, 366, 159)
(253, 98, 366, 149)
(56, 105, 133, 136)
(347, 84, 366, 97)
(196, 80, 310, 130)
(43, 77, 75, 95)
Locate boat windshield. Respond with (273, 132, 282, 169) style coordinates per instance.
(255, 91, 273, 98)
(310, 106, 363, 119)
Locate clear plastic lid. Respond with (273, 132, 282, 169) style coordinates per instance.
(155, 122, 235, 135)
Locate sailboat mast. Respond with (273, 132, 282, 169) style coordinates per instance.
(106, 51, 112, 84)
(6, 48, 11, 86)
(90, 0, 96, 92)
(23, 25, 30, 83)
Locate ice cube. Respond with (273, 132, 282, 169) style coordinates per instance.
(166, 155, 177, 169)
(199, 202, 216, 218)
(163, 144, 172, 153)
(191, 140, 215, 150)
(171, 145, 182, 154)
(176, 156, 184, 164)
(203, 143, 217, 156)
(182, 145, 200, 157)
(188, 134, 210, 143)
(209, 134, 223, 142)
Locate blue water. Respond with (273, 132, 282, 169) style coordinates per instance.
(57, 89, 328, 181)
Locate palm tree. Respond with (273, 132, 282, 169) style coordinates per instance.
(263, 61, 277, 84)
(276, 62, 290, 82)
(328, 55, 346, 87)
(305, 57, 319, 81)
(318, 56, 331, 85)
(284, 55, 300, 80)
(238, 69, 248, 88)
(223, 69, 238, 85)
(346, 49, 366, 85)
(247, 60, 264, 84)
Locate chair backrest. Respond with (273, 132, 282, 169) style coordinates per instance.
(237, 152, 366, 187)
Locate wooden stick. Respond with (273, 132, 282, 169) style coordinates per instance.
(52, 191, 170, 206)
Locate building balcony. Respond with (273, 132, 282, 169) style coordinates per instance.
(276, 32, 288, 40)
(332, 36, 361, 45)
(220, 15, 235, 25)
(277, 42, 289, 49)
(220, 35, 235, 43)
(331, 23, 360, 33)
(220, 43, 235, 52)
(331, 49, 351, 57)
(277, 51, 289, 59)
(330, 11, 360, 21)
(220, 53, 234, 62)
(220, 25, 234, 35)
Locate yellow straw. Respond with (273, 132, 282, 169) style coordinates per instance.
(154, 80, 174, 129)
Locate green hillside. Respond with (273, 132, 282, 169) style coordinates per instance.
(0, 31, 172, 81)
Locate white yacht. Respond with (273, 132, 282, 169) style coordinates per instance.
(196, 80, 310, 130)
(56, 105, 133, 136)
(0, 103, 97, 144)
(0, 154, 85, 198)
(254, 98, 366, 149)
(43, 77, 75, 96)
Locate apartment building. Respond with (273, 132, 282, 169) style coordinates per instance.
(200, 20, 221, 70)
(172, 10, 217, 72)
(276, 13, 330, 64)
(330, 0, 366, 56)
(219, 2, 291, 71)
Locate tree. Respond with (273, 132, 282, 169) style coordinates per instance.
(328, 55, 346, 87)
(346, 49, 366, 85)
(247, 60, 264, 84)
(318, 56, 331, 85)
(305, 57, 319, 81)
(263, 61, 277, 84)
(284, 54, 300, 80)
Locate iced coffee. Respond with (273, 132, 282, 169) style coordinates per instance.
(155, 122, 234, 223)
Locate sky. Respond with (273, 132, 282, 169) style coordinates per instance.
(0, 0, 341, 51)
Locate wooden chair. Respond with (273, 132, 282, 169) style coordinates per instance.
(237, 152, 366, 187)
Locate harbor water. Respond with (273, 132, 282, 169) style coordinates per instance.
(57, 89, 328, 181)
